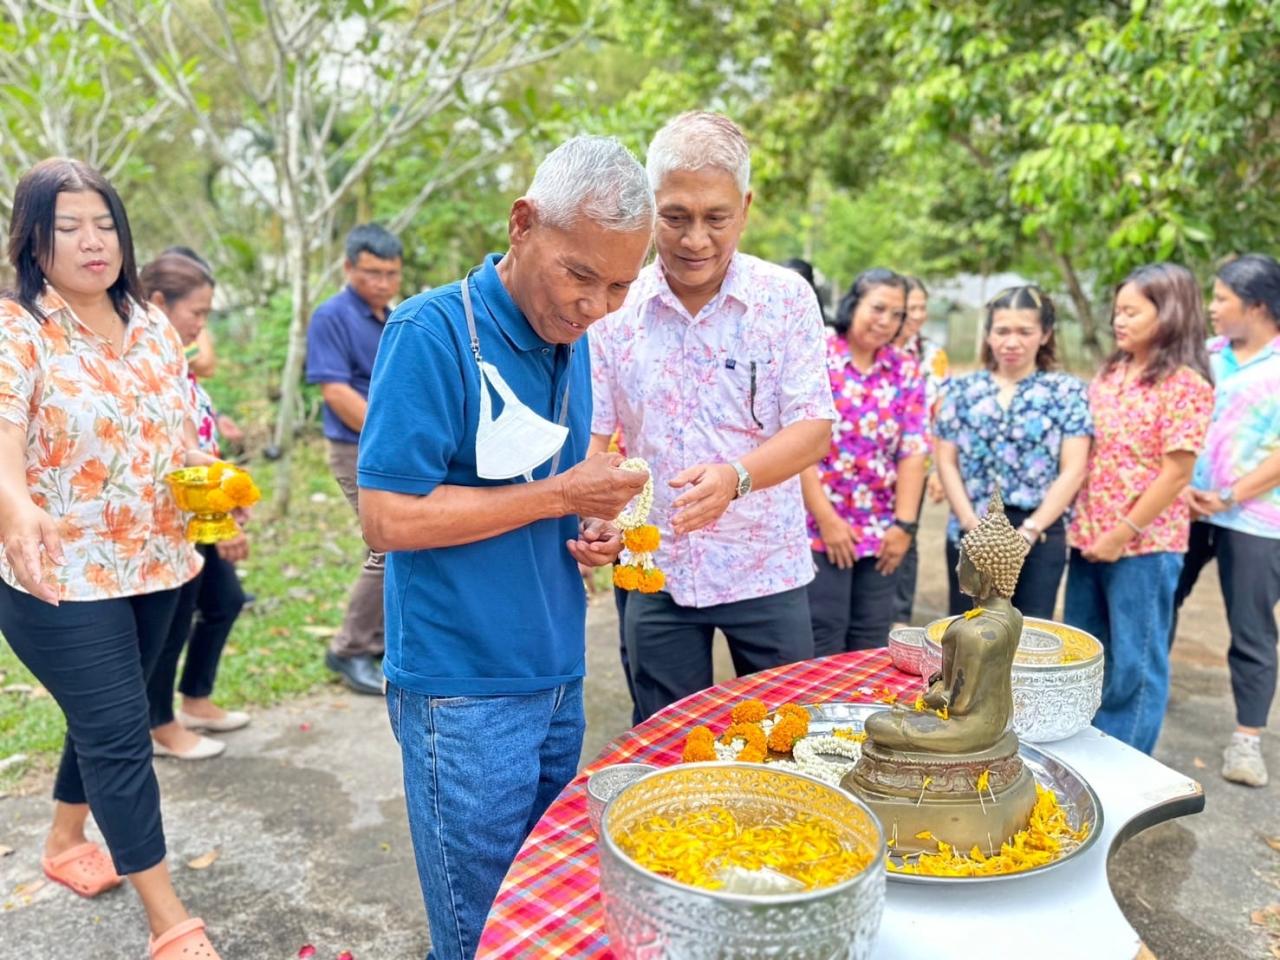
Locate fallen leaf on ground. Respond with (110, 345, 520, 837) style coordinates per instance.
(1250, 903, 1280, 929)
(301, 626, 338, 638)
(14, 879, 45, 897)
(187, 849, 220, 870)
(1271, 944, 1280, 960)
(1192, 757, 1206, 769)
(1265, 836, 1280, 854)
(0, 845, 12, 857)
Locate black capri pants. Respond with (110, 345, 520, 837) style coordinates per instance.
(0, 581, 181, 874)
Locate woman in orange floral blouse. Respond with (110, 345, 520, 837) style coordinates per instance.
(0, 159, 223, 959)
(1064, 262, 1214, 756)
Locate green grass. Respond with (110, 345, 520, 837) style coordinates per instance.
(0, 439, 365, 791)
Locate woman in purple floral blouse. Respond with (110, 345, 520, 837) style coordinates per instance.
(802, 268, 929, 653)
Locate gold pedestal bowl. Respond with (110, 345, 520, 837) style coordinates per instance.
(165, 465, 257, 544)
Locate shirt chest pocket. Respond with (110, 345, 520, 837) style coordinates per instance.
(708, 354, 779, 437)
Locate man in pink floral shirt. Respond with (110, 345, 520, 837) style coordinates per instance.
(590, 112, 835, 720)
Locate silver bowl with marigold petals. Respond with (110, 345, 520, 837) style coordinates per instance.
(921, 616, 1105, 743)
(598, 763, 886, 959)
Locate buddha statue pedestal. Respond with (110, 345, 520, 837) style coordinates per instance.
(841, 731, 1036, 856)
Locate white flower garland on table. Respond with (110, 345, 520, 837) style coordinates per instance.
(772, 734, 864, 786)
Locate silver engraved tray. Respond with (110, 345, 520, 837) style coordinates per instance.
(802, 702, 1103, 885)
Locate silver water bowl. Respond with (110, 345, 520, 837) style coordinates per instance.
(587, 763, 656, 837)
(922, 616, 1104, 742)
(887, 626, 926, 675)
(599, 762, 886, 959)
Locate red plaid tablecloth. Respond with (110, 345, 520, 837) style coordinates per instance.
(476, 649, 919, 959)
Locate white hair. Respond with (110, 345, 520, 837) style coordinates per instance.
(525, 136, 654, 232)
(646, 111, 751, 195)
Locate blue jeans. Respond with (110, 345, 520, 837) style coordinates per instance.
(1064, 549, 1183, 754)
(387, 679, 585, 960)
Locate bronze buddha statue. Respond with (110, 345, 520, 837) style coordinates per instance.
(843, 488, 1038, 855)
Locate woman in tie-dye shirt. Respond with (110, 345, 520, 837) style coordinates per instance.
(1173, 253, 1280, 787)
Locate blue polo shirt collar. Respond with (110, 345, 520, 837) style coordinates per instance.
(471, 253, 545, 353)
(339, 284, 386, 324)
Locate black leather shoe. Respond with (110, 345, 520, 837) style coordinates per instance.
(324, 651, 384, 696)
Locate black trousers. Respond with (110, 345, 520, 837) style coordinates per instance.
(1172, 521, 1280, 728)
(148, 543, 246, 727)
(947, 507, 1067, 620)
(625, 587, 814, 721)
(807, 552, 901, 656)
(0, 581, 181, 874)
(892, 486, 929, 622)
(613, 583, 642, 727)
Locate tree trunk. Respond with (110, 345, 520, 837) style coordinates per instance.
(270, 217, 310, 516)
(1039, 231, 1102, 363)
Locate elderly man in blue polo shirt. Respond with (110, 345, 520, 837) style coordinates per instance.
(358, 136, 653, 960)
(306, 223, 404, 695)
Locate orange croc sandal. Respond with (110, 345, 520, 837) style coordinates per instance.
(150, 918, 221, 960)
(41, 842, 123, 898)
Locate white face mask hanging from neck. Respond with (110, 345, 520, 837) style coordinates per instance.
(462, 272, 570, 482)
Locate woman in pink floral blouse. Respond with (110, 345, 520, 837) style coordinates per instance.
(802, 268, 929, 653)
(1065, 262, 1214, 755)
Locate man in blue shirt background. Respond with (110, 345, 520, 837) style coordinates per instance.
(306, 223, 403, 695)
(358, 136, 653, 960)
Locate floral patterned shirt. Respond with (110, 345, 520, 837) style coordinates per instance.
(0, 288, 202, 600)
(1193, 336, 1280, 539)
(1069, 363, 1214, 557)
(590, 253, 836, 608)
(901, 333, 950, 425)
(936, 370, 1093, 543)
(806, 335, 929, 559)
(189, 377, 220, 456)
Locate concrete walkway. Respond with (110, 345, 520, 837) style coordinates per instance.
(2, 505, 1277, 958)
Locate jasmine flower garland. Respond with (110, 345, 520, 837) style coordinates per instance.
(613, 457, 665, 593)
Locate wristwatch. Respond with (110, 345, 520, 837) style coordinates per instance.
(729, 461, 752, 499)
(1219, 485, 1237, 507)
(892, 517, 919, 536)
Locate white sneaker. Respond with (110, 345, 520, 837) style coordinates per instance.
(178, 709, 251, 733)
(152, 734, 227, 760)
(1222, 735, 1268, 787)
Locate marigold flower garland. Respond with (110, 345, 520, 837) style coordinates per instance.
(612, 457, 665, 594)
(680, 699, 811, 766)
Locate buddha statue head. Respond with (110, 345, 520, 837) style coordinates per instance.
(957, 487, 1028, 600)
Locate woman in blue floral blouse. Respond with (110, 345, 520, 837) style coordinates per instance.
(935, 286, 1092, 618)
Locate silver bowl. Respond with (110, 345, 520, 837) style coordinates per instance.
(599, 762, 885, 960)
(887, 626, 926, 675)
(922, 616, 1104, 742)
(587, 763, 656, 837)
